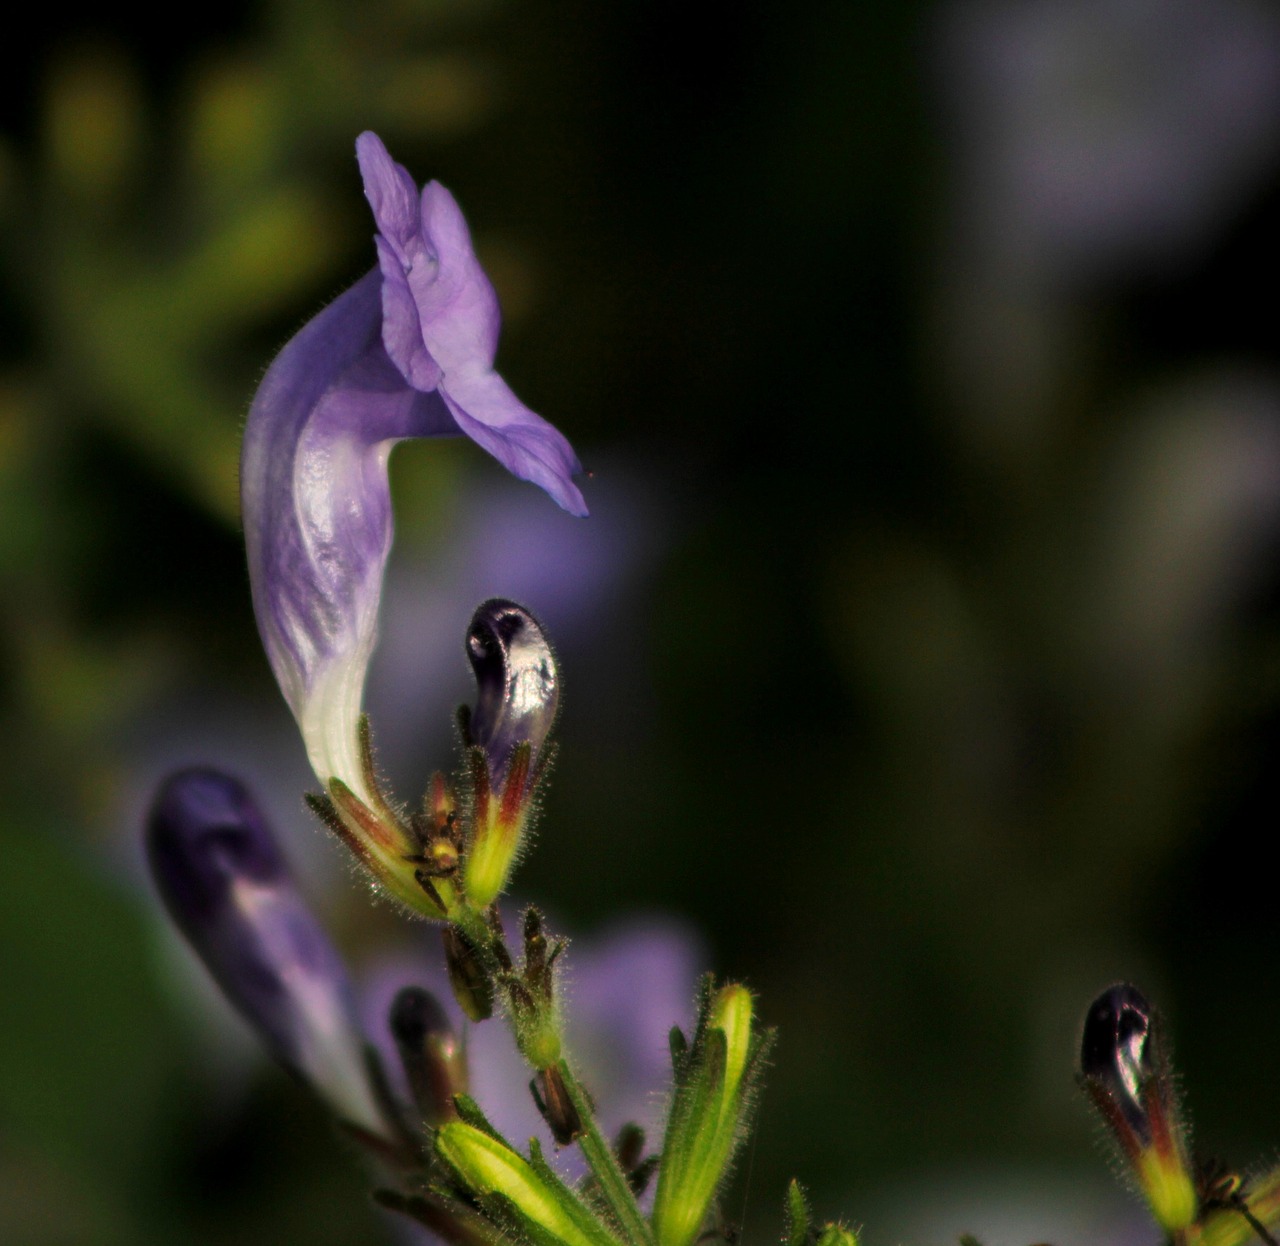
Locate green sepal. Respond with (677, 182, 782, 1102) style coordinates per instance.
(473, 1190, 580, 1246)
(436, 1121, 624, 1246)
(526, 1136, 571, 1189)
(1195, 1164, 1280, 1246)
(356, 712, 398, 824)
(526, 1132, 626, 1245)
(785, 1180, 811, 1246)
(669, 1025, 689, 1079)
(688, 974, 715, 1041)
(651, 981, 773, 1246)
(452, 1093, 512, 1146)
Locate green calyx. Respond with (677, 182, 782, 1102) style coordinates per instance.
(651, 979, 771, 1246)
(506, 907, 565, 1070)
(784, 1180, 859, 1246)
(435, 1121, 622, 1246)
(464, 742, 535, 909)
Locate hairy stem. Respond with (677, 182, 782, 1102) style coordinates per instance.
(556, 1058, 655, 1246)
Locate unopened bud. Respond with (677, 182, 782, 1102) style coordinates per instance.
(435, 1122, 614, 1246)
(815, 1225, 860, 1246)
(1081, 983, 1155, 1143)
(146, 768, 389, 1138)
(1080, 984, 1195, 1232)
(652, 980, 768, 1246)
(465, 599, 559, 777)
(443, 926, 496, 1022)
(461, 601, 558, 909)
(531, 1066, 583, 1145)
(785, 1179, 811, 1246)
(389, 986, 467, 1124)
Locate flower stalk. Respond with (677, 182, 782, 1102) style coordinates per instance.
(553, 1060, 656, 1246)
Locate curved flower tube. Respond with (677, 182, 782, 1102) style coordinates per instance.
(146, 768, 391, 1138)
(242, 131, 586, 807)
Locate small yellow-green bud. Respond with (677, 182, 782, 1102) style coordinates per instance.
(652, 981, 764, 1246)
(710, 984, 752, 1111)
(507, 908, 565, 1070)
(520, 1015, 562, 1070)
(814, 1224, 860, 1246)
(785, 1179, 811, 1246)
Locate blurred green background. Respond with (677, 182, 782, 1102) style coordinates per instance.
(4, 1, 1280, 1243)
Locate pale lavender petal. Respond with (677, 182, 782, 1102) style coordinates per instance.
(443, 373, 588, 517)
(241, 270, 455, 793)
(355, 131, 585, 516)
(413, 180, 502, 369)
(359, 133, 452, 390)
(147, 769, 388, 1135)
(374, 234, 444, 392)
(356, 132, 421, 261)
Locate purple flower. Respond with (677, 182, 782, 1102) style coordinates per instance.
(937, 0, 1280, 286)
(241, 131, 586, 803)
(146, 768, 390, 1137)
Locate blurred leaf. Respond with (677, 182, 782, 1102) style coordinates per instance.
(184, 58, 283, 198)
(42, 46, 145, 204)
(0, 817, 181, 1238)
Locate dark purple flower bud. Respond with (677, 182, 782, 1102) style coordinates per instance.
(466, 599, 559, 777)
(1079, 983, 1197, 1232)
(147, 768, 387, 1135)
(1080, 983, 1154, 1139)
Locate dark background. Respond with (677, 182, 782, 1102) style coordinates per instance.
(4, 1, 1280, 1242)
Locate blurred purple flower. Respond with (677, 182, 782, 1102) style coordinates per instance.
(565, 920, 705, 1141)
(146, 768, 390, 1138)
(364, 916, 703, 1162)
(939, 0, 1280, 286)
(241, 131, 586, 804)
